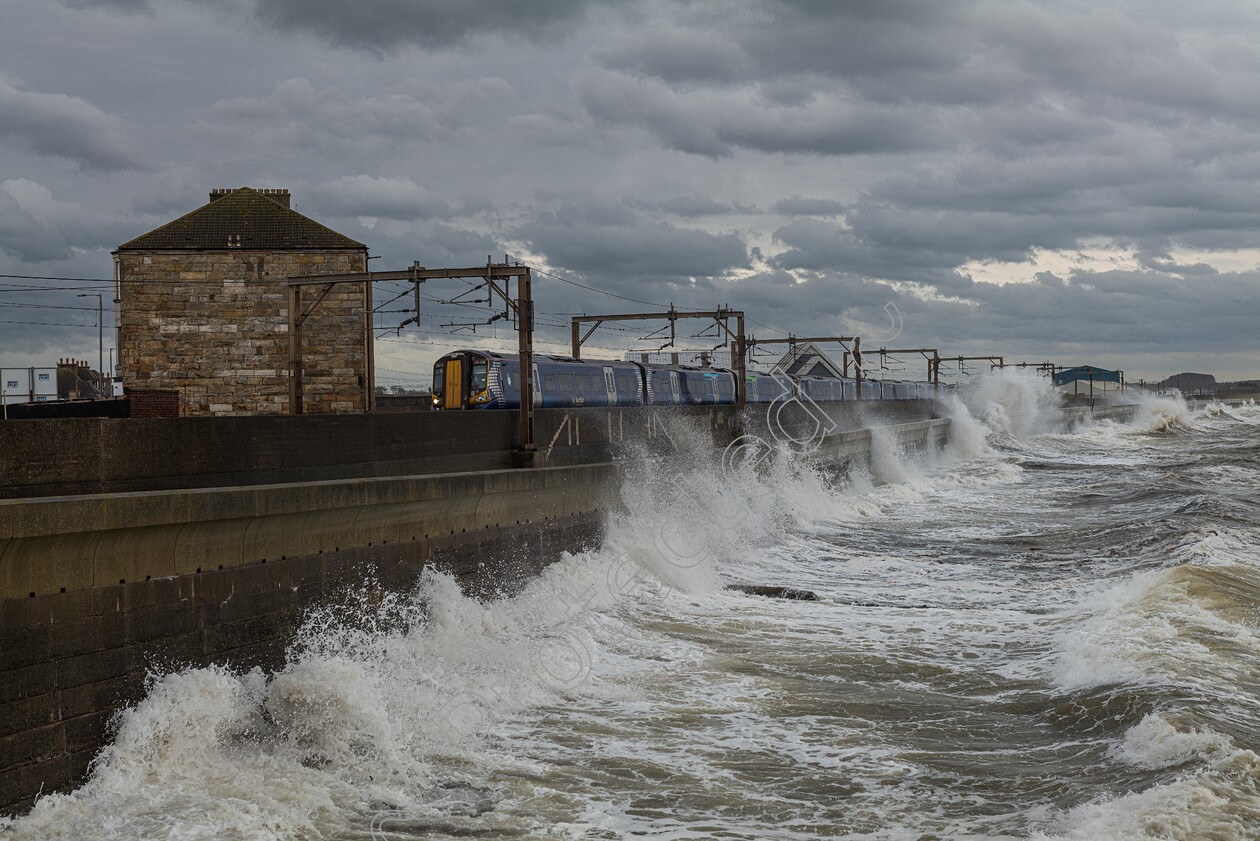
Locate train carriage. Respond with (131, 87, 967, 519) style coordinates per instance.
(433, 351, 647, 410)
(432, 350, 933, 410)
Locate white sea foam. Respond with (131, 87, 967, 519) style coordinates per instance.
(1112, 712, 1234, 770)
(1129, 392, 1197, 433)
(1051, 558, 1260, 700)
(1036, 737, 1260, 841)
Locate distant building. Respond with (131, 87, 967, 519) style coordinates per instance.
(0, 359, 106, 406)
(1, 366, 57, 406)
(771, 342, 847, 379)
(114, 187, 369, 416)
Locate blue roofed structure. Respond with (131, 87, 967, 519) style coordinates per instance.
(1052, 366, 1122, 387)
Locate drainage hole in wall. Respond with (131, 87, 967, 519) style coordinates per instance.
(119, 579, 125, 584)
(145, 575, 151, 581)
(28, 592, 35, 598)
(60, 587, 66, 593)
(218, 565, 223, 570)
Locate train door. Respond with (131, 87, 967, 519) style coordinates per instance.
(443, 357, 464, 409)
(603, 367, 616, 406)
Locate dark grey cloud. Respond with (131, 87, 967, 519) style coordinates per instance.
(511, 197, 750, 290)
(0, 179, 132, 263)
(246, 0, 608, 49)
(597, 25, 750, 86)
(203, 78, 441, 150)
(0, 76, 140, 171)
(578, 69, 936, 157)
(311, 176, 452, 221)
(651, 197, 746, 218)
(369, 219, 502, 267)
(772, 197, 848, 216)
(57, 0, 152, 10)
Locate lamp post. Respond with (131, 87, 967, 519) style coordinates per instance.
(77, 293, 103, 397)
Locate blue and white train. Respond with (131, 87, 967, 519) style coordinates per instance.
(431, 350, 933, 410)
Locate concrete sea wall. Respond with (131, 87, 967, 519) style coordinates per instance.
(0, 463, 616, 814)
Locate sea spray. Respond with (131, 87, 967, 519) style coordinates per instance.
(961, 367, 1063, 439)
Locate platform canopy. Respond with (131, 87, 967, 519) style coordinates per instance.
(1053, 365, 1121, 387)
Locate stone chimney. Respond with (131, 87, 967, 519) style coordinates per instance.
(259, 188, 291, 209)
(208, 187, 291, 209)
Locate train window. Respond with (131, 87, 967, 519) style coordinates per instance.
(560, 373, 575, 391)
(544, 373, 558, 391)
(433, 365, 445, 393)
(501, 367, 515, 389)
(470, 360, 488, 393)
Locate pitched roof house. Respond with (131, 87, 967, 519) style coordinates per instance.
(114, 187, 369, 415)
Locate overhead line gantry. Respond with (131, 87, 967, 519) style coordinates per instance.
(870, 347, 942, 390)
(570, 306, 746, 428)
(287, 260, 537, 452)
(742, 334, 864, 397)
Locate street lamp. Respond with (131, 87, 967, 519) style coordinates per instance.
(77, 293, 103, 397)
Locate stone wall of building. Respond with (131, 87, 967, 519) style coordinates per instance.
(116, 250, 367, 415)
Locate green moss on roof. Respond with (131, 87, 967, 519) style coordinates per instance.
(117, 187, 366, 251)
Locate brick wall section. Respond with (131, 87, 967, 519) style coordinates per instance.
(0, 514, 603, 816)
(116, 250, 367, 416)
(124, 388, 179, 418)
(0, 403, 949, 499)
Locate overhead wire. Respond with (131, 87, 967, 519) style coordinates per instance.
(0, 301, 114, 312)
(0, 318, 102, 328)
(2, 269, 794, 359)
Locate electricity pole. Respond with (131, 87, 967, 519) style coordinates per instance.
(77, 293, 103, 397)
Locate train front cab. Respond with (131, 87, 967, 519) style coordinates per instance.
(432, 351, 491, 410)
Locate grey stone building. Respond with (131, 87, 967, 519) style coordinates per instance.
(114, 187, 369, 415)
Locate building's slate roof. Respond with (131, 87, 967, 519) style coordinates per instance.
(117, 188, 366, 251)
(774, 342, 847, 379)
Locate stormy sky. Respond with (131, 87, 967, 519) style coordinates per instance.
(2, 0, 1259, 385)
